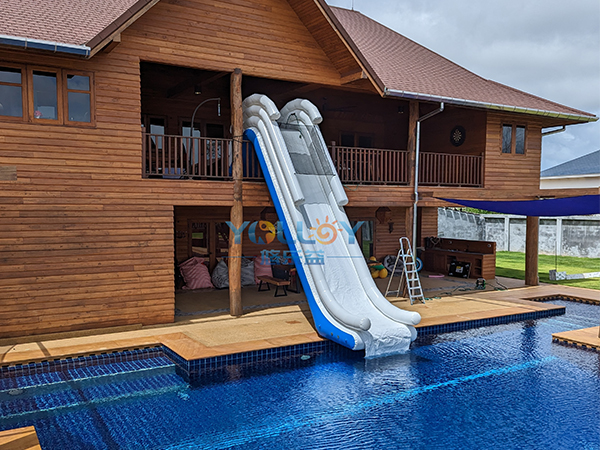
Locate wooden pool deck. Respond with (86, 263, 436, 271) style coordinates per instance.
(1, 283, 596, 367)
(552, 327, 600, 351)
(0, 426, 41, 450)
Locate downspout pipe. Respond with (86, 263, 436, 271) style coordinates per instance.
(541, 125, 566, 137)
(413, 102, 444, 253)
(0, 34, 90, 57)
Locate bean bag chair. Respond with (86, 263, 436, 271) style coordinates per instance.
(179, 257, 214, 290)
(211, 259, 229, 289)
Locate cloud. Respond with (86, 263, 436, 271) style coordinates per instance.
(327, 0, 600, 169)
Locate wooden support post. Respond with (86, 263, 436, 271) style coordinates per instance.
(229, 68, 243, 316)
(525, 216, 539, 286)
(406, 101, 418, 186)
(209, 221, 217, 272)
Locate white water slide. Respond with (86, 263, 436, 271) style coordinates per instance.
(242, 94, 421, 357)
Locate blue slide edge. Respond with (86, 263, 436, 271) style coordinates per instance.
(244, 129, 357, 350)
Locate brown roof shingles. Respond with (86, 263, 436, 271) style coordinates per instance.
(0, 0, 595, 121)
(330, 6, 595, 120)
(0, 0, 142, 46)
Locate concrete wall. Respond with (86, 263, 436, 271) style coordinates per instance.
(438, 208, 600, 257)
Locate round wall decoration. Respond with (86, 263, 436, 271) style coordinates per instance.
(450, 125, 466, 147)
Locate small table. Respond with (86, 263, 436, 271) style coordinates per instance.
(257, 276, 290, 297)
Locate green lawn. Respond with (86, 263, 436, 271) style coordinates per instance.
(495, 251, 600, 290)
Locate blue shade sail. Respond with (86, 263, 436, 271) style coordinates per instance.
(438, 195, 600, 216)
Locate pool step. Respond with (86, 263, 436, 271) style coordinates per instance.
(0, 358, 186, 421)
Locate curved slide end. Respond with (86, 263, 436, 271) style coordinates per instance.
(243, 94, 280, 121)
(280, 98, 322, 125)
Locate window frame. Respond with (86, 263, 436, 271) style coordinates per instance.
(63, 70, 95, 126)
(339, 131, 375, 148)
(28, 66, 63, 125)
(501, 123, 527, 155)
(0, 64, 27, 122)
(0, 62, 95, 127)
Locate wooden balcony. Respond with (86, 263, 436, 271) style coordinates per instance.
(142, 133, 263, 180)
(419, 152, 483, 187)
(328, 145, 409, 185)
(142, 134, 482, 187)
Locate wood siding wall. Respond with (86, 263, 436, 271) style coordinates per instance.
(420, 107, 486, 156)
(484, 113, 542, 191)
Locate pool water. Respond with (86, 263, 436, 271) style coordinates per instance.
(0, 300, 598, 450)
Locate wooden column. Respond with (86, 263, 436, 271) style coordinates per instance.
(525, 216, 539, 286)
(229, 68, 243, 316)
(406, 101, 419, 186)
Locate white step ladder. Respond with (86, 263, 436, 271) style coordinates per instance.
(385, 237, 425, 305)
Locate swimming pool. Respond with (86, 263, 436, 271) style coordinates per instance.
(1, 300, 598, 450)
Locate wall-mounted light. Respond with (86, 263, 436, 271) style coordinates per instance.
(194, 84, 202, 95)
(397, 105, 405, 114)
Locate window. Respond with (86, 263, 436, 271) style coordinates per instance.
(502, 125, 512, 153)
(32, 70, 59, 121)
(515, 126, 525, 154)
(0, 64, 93, 126)
(340, 132, 374, 148)
(502, 124, 526, 155)
(65, 73, 92, 123)
(0, 66, 25, 119)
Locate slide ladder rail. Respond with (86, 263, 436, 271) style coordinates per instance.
(385, 237, 425, 305)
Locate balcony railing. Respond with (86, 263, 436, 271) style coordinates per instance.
(142, 133, 263, 180)
(419, 152, 483, 187)
(142, 134, 482, 187)
(328, 145, 409, 185)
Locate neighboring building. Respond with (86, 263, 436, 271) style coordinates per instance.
(541, 150, 600, 189)
(0, 0, 597, 339)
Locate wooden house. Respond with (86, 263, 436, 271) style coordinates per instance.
(0, 0, 597, 339)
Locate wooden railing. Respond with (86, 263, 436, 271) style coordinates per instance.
(328, 145, 409, 185)
(142, 135, 482, 187)
(419, 152, 483, 187)
(142, 133, 263, 180)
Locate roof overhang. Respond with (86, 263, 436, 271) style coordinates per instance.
(0, 34, 90, 57)
(0, 0, 159, 59)
(384, 88, 598, 123)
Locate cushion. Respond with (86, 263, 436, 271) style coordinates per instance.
(179, 257, 214, 290)
(241, 257, 255, 286)
(254, 256, 273, 284)
(211, 259, 229, 289)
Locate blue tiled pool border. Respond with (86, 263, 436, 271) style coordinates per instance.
(416, 306, 565, 335)
(162, 340, 348, 381)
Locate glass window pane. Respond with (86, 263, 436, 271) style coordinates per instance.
(33, 71, 58, 120)
(0, 85, 23, 117)
(67, 92, 90, 122)
(515, 126, 525, 154)
(502, 125, 512, 153)
(67, 74, 90, 91)
(0, 67, 21, 84)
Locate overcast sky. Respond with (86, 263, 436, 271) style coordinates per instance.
(326, 0, 600, 170)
